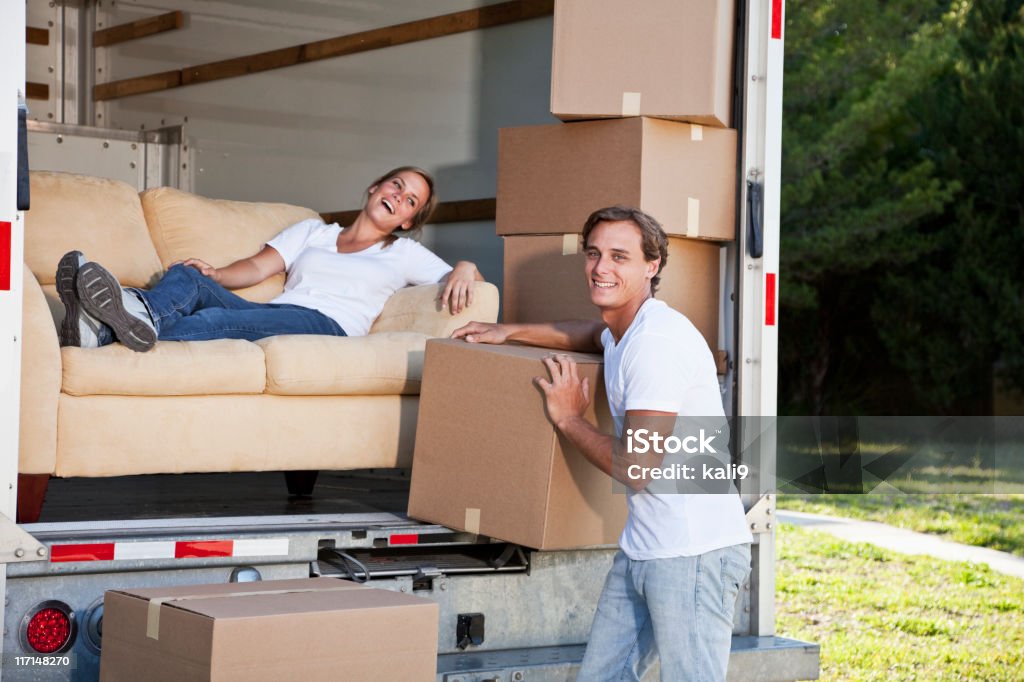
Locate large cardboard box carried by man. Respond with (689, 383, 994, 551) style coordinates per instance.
(408, 339, 628, 550)
(100, 577, 438, 682)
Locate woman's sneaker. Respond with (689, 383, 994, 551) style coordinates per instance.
(76, 261, 157, 352)
(55, 251, 114, 348)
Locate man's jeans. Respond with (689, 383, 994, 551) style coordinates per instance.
(136, 264, 346, 342)
(577, 543, 751, 682)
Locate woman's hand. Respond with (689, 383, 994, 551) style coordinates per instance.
(179, 258, 222, 283)
(440, 261, 481, 315)
(171, 247, 285, 290)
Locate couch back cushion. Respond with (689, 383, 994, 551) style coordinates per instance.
(25, 172, 164, 287)
(141, 187, 322, 302)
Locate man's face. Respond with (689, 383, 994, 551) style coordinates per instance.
(583, 220, 659, 311)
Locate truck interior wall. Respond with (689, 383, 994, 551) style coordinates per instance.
(87, 0, 558, 291)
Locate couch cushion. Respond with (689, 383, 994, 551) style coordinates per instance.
(370, 281, 500, 337)
(62, 340, 266, 396)
(258, 332, 429, 396)
(140, 187, 321, 302)
(25, 172, 164, 287)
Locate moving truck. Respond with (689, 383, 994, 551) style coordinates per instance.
(0, 0, 818, 679)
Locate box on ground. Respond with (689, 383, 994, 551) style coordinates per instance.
(100, 577, 438, 682)
(497, 118, 736, 240)
(502, 234, 721, 349)
(408, 339, 627, 550)
(551, 0, 735, 126)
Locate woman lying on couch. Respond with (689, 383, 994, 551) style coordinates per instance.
(56, 166, 484, 352)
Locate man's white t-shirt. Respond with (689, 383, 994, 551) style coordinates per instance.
(602, 298, 753, 560)
(266, 219, 453, 337)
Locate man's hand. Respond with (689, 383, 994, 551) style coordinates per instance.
(535, 355, 591, 429)
(451, 321, 510, 344)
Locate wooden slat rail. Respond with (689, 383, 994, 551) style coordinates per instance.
(94, 0, 553, 101)
(94, 11, 185, 48)
(26, 82, 50, 100)
(27, 27, 49, 46)
(321, 198, 497, 227)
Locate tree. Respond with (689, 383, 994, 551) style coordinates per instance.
(779, 0, 1024, 414)
(874, 0, 1024, 412)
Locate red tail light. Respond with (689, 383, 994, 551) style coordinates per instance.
(23, 602, 75, 654)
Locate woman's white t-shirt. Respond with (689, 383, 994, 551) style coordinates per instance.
(266, 218, 453, 337)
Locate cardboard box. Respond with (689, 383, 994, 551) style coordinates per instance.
(496, 118, 736, 240)
(100, 577, 438, 682)
(502, 234, 721, 349)
(551, 0, 735, 126)
(408, 339, 627, 550)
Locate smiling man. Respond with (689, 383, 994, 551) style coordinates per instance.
(453, 205, 751, 681)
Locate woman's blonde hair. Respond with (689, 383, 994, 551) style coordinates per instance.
(367, 166, 438, 246)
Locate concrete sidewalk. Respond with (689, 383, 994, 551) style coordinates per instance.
(778, 510, 1024, 580)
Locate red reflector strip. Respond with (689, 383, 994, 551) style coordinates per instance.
(175, 540, 233, 558)
(766, 273, 777, 326)
(0, 221, 11, 291)
(771, 0, 783, 39)
(50, 537, 289, 562)
(50, 543, 115, 562)
(389, 534, 419, 546)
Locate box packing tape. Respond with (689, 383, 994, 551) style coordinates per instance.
(145, 585, 359, 640)
(691, 124, 704, 141)
(687, 198, 700, 238)
(562, 233, 579, 255)
(621, 92, 642, 116)
(464, 508, 481, 534)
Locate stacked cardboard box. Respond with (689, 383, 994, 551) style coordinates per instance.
(550, 0, 735, 126)
(497, 118, 731, 347)
(503, 231, 721, 345)
(497, 0, 739, 349)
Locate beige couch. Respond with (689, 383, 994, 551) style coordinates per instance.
(18, 171, 498, 521)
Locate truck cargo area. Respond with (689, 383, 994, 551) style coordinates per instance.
(0, 0, 820, 678)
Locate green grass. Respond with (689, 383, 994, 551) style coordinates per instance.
(776, 524, 1024, 681)
(778, 494, 1024, 557)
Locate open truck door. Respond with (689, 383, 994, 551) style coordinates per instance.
(2, 0, 60, 670)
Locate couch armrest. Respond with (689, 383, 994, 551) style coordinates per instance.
(20, 267, 60, 475)
(369, 281, 499, 338)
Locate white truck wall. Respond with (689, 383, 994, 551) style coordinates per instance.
(90, 0, 558, 289)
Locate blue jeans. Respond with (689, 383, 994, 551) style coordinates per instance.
(136, 264, 346, 342)
(577, 543, 751, 682)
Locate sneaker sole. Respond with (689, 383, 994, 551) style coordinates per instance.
(76, 263, 157, 352)
(56, 251, 83, 347)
